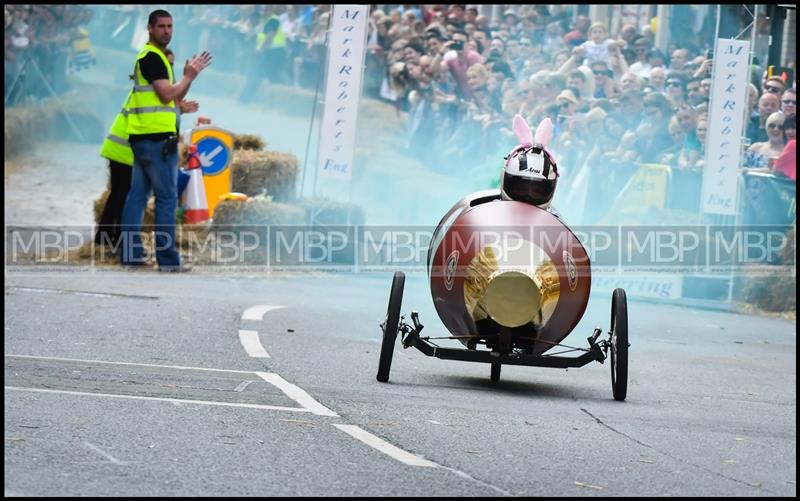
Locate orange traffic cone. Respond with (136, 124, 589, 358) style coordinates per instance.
(183, 146, 210, 224)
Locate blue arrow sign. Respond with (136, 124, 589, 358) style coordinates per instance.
(195, 137, 230, 176)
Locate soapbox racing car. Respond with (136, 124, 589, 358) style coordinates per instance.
(375, 190, 630, 401)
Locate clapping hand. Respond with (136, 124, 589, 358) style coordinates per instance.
(179, 100, 199, 113)
(183, 51, 212, 80)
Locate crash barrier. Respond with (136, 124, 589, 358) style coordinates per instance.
(600, 163, 795, 228)
(591, 164, 796, 309)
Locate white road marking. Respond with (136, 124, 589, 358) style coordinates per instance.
(242, 305, 284, 321)
(332, 424, 438, 468)
(5, 354, 257, 375)
(238, 330, 270, 358)
(255, 372, 338, 417)
(84, 441, 125, 464)
(233, 380, 254, 392)
(5, 386, 311, 413)
(6, 286, 157, 300)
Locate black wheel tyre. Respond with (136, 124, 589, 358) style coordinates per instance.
(610, 288, 629, 401)
(490, 362, 501, 382)
(377, 271, 405, 382)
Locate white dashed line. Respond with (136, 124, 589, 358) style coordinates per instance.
(242, 305, 284, 321)
(255, 372, 339, 417)
(5, 386, 311, 413)
(331, 424, 438, 468)
(238, 329, 270, 358)
(5, 354, 257, 374)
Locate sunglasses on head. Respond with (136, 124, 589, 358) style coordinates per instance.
(765, 85, 783, 93)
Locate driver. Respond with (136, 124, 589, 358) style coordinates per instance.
(501, 143, 561, 218)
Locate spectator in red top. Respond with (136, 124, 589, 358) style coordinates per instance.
(773, 139, 796, 181)
(563, 15, 590, 47)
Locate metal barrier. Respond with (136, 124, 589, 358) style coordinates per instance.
(590, 164, 795, 311)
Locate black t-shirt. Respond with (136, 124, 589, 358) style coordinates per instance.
(128, 51, 174, 143)
(139, 51, 170, 83)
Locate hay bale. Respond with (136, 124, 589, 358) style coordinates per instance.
(212, 198, 305, 227)
(5, 100, 104, 160)
(734, 270, 796, 313)
(233, 134, 266, 151)
(177, 222, 212, 251)
(231, 149, 298, 202)
(733, 225, 797, 313)
(297, 197, 366, 225)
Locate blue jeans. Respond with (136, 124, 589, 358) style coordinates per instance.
(120, 138, 180, 267)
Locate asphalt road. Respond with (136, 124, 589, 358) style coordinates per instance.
(4, 269, 796, 496)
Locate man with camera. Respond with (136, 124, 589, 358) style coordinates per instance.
(431, 29, 484, 100)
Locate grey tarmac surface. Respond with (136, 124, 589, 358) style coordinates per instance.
(5, 47, 795, 496)
(4, 269, 796, 496)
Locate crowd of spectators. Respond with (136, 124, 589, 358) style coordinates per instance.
(6, 4, 796, 205)
(5, 4, 94, 104)
(354, 5, 795, 190)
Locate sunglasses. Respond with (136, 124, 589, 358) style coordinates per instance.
(765, 85, 783, 93)
(782, 99, 796, 105)
(665, 81, 682, 87)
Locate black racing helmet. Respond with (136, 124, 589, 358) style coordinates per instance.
(500, 143, 558, 207)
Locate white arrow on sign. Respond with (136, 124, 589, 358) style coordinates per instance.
(199, 145, 224, 168)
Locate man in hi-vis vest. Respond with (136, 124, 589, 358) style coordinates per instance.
(95, 91, 134, 250)
(120, 9, 211, 272)
(238, 12, 287, 104)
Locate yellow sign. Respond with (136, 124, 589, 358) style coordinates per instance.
(190, 126, 234, 218)
(601, 163, 670, 224)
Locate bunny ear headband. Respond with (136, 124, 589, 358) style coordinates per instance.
(504, 114, 559, 173)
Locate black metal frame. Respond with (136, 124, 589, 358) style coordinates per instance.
(398, 311, 609, 369)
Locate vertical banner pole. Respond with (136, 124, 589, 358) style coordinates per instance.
(315, 5, 370, 187)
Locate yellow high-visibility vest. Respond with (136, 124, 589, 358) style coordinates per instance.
(125, 43, 177, 135)
(256, 15, 286, 51)
(100, 93, 134, 166)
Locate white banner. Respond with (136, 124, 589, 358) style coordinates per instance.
(317, 5, 369, 182)
(700, 38, 751, 215)
(592, 275, 683, 300)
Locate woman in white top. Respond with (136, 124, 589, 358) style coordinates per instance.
(744, 112, 786, 169)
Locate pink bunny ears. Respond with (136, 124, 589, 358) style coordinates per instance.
(513, 114, 553, 148)
(505, 114, 558, 168)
